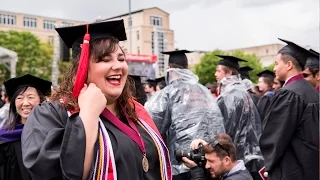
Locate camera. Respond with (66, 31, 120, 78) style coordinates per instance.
(175, 144, 206, 167)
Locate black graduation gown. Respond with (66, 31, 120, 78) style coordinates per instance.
(21, 101, 161, 180)
(256, 91, 274, 124)
(0, 140, 31, 180)
(259, 79, 319, 180)
(248, 91, 259, 106)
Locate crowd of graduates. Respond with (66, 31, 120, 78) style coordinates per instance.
(0, 19, 318, 180)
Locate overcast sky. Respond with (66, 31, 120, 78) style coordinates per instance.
(0, 0, 319, 51)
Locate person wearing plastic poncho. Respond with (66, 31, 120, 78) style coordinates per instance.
(215, 55, 264, 180)
(145, 50, 225, 180)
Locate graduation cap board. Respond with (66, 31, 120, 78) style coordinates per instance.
(239, 66, 253, 79)
(4, 74, 52, 99)
(155, 77, 165, 83)
(144, 79, 156, 88)
(162, 50, 192, 68)
(278, 38, 315, 68)
(129, 75, 144, 82)
(256, 70, 275, 79)
(56, 20, 127, 49)
(216, 55, 247, 71)
(309, 49, 319, 55)
(55, 20, 127, 98)
(305, 49, 320, 69)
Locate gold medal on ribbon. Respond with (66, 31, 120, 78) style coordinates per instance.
(142, 155, 149, 172)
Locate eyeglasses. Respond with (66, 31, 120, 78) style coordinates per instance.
(209, 140, 230, 157)
(303, 73, 312, 78)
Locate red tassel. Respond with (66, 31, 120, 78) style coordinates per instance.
(72, 24, 91, 98)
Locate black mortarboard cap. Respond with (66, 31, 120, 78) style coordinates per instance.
(278, 38, 314, 68)
(129, 75, 142, 82)
(155, 77, 165, 83)
(305, 49, 319, 69)
(162, 50, 192, 68)
(55, 20, 127, 98)
(129, 75, 148, 84)
(56, 20, 127, 57)
(239, 66, 253, 79)
(309, 49, 319, 55)
(4, 74, 52, 98)
(146, 79, 157, 86)
(256, 70, 275, 79)
(56, 20, 127, 48)
(216, 55, 247, 71)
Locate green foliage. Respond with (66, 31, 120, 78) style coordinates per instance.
(193, 49, 264, 85)
(265, 64, 275, 71)
(0, 30, 53, 82)
(229, 50, 263, 83)
(58, 61, 72, 83)
(194, 49, 225, 84)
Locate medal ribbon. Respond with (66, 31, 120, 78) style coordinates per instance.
(101, 108, 146, 155)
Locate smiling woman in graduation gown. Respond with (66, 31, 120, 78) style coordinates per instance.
(0, 74, 52, 180)
(21, 20, 171, 180)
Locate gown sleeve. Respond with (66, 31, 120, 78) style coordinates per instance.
(259, 90, 304, 172)
(256, 95, 272, 123)
(21, 101, 95, 180)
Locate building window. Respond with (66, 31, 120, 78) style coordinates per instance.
(48, 36, 54, 46)
(151, 31, 165, 73)
(23, 17, 37, 28)
(150, 16, 162, 26)
(43, 20, 56, 30)
(0, 14, 16, 25)
(137, 46, 140, 54)
(266, 49, 269, 54)
(62, 22, 73, 27)
(151, 32, 154, 54)
(128, 17, 132, 27)
(137, 31, 139, 40)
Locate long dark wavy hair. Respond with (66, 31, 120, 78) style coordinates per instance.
(51, 37, 138, 121)
(5, 85, 46, 130)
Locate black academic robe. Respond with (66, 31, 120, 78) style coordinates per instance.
(21, 101, 161, 180)
(260, 78, 319, 180)
(0, 140, 31, 180)
(256, 91, 274, 124)
(248, 91, 259, 106)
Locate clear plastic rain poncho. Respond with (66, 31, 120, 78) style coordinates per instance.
(145, 68, 225, 175)
(217, 75, 264, 172)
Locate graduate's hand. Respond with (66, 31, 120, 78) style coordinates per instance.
(78, 83, 106, 118)
(190, 139, 208, 150)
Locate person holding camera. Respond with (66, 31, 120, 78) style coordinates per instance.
(145, 50, 225, 179)
(182, 133, 253, 180)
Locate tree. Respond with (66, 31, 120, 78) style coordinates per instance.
(0, 30, 53, 82)
(194, 49, 225, 84)
(265, 64, 275, 72)
(193, 50, 264, 85)
(58, 61, 72, 83)
(230, 50, 264, 83)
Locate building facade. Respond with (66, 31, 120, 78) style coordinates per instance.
(184, 44, 287, 69)
(225, 44, 285, 67)
(105, 7, 175, 77)
(0, 10, 86, 45)
(186, 50, 209, 70)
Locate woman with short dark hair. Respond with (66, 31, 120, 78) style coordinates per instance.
(0, 74, 51, 180)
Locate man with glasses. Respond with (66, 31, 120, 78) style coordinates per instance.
(182, 133, 253, 180)
(302, 49, 319, 91)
